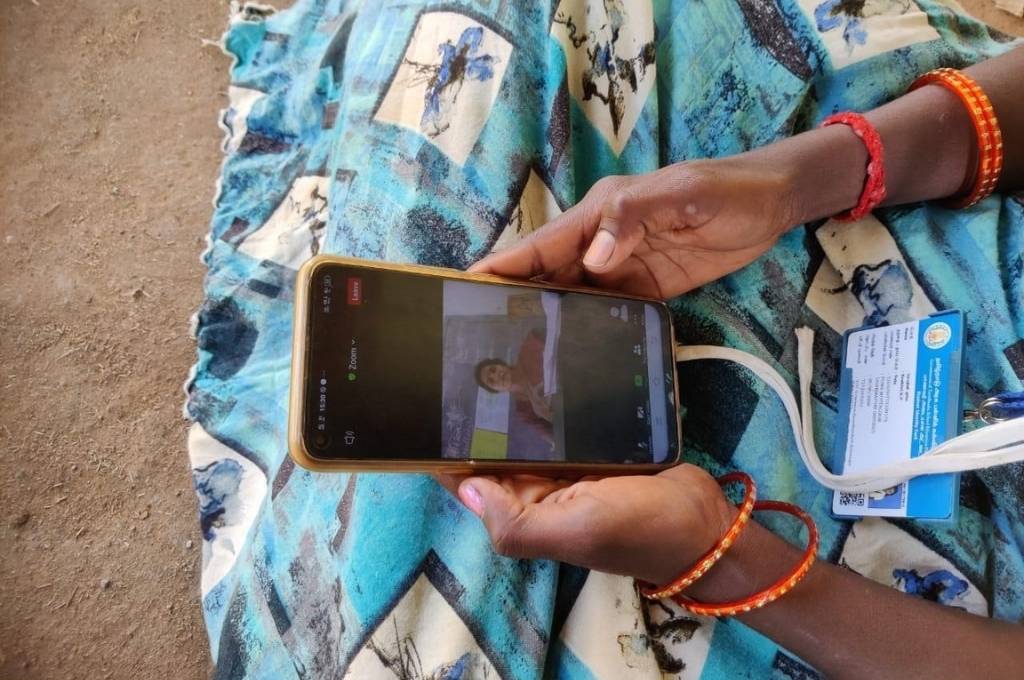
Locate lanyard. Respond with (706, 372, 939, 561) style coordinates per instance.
(675, 328, 1024, 493)
(965, 391, 1024, 424)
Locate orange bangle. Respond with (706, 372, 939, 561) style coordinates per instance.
(671, 500, 819, 618)
(944, 69, 1003, 204)
(639, 472, 756, 600)
(909, 68, 1003, 208)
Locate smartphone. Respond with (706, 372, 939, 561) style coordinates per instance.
(288, 256, 681, 474)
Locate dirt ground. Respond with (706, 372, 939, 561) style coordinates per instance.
(0, 2, 1021, 679)
(0, 0, 227, 677)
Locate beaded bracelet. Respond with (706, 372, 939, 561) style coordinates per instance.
(639, 472, 756, 600)
(672, 499, 819, 618)
(820, 112, 887, 222)
(909, 68, 1003, 209)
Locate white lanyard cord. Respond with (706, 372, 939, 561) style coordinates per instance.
(675, 327, 1024, 493)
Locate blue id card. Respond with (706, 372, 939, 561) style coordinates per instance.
(832, 311, 964, 521)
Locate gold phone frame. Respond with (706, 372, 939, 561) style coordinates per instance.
(288, 255, 682, 475)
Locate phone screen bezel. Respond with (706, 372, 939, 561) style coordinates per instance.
(288, 255, 682, 474)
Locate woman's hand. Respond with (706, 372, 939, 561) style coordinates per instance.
(437, 464, 734, 586)
(474, 44, 1024, 300)
(472, 157, 799, 299)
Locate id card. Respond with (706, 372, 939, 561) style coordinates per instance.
(832, 311, 964, 520)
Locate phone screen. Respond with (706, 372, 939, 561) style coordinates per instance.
(303, 262, 678, 465)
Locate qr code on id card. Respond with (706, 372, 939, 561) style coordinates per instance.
(839, 492, 865, 508)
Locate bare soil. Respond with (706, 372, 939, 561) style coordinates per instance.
(1, 1, 227, 677)
(0, 2, 1020, 679)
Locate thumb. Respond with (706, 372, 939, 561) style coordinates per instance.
(457, 477, 581, 560)
(581, 165, 721, 275)
(581, 186, 654, 274)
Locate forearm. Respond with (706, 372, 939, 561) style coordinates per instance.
(736, 46, 1024, 225)
(672, 48, 1024, 676)
(685, 521, 1024, 679)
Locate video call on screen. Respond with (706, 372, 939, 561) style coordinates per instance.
(305, 264, 677, 464)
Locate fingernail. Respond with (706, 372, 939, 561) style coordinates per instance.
(459, 483, 484, 517)
(583, 230, 615, 269)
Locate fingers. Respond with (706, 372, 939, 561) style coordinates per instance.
(583, 166, 714, 274)
(469, 161, 755, 290)
(457, 477, 593, 561)
(494, 475, 565, 503)
(446, 466, 734, 582)
(471, 170, 698, 280)
(469, 199, 597, 279)
(581, 198, 647, 274)
(438, 473, 566, 504)
(434, 473, 467, 498)
(469, 176, 627, 279)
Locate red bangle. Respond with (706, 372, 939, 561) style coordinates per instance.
(909, 68, 1003, 209)
(821, 112, 887, 222)
(638, 472, 756, 600)
(671, 500, 819, 617)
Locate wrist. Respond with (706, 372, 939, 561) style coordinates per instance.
(646, 474, 744, 590)
(736, 82, 977, 229)
(865, 83, 976, 205)
(682, 521, 802, 605)
(646, 476, 738, 589)
(740, 125, 869, 229)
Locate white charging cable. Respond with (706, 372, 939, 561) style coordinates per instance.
(675, 327, 1024, 493)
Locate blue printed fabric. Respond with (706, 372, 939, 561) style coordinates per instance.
(186, 1, 1024, 677)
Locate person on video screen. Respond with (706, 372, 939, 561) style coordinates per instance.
(474, 328, 552, 431)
